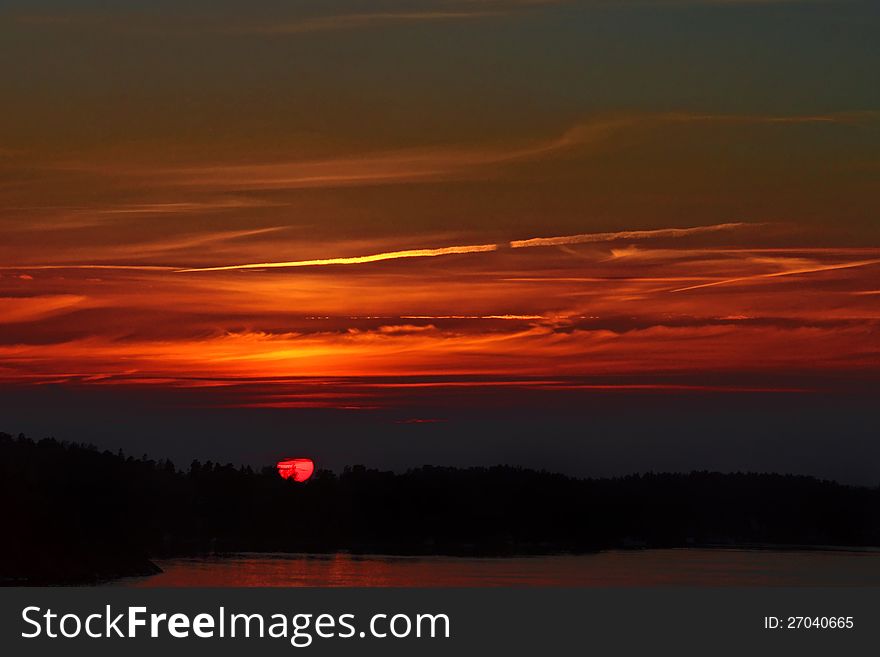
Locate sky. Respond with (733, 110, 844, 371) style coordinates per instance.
(1, 0, 878, 480)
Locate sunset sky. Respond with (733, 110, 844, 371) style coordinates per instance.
(1, 0, 878, 480)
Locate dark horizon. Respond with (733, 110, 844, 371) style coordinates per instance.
(8, 422, 880, 488)
(3, 379, 878, 485)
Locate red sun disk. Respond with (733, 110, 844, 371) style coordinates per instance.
(276, 458, 315, 482)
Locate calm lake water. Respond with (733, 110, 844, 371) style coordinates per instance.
(117, 549, 880, 587)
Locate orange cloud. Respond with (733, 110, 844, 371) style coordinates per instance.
(2, 108, 878, 408)
(0, 295, 88, 324)
(2, 239, 878, 364)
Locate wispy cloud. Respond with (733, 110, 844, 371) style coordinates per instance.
(0, 295, 89, 324)
(11, 0, 840, 38)
(0, 228, 287, 271)
(54, 111, 870, 196)
(10, 1, 543, 36)
(0, 264, 176, 272)
(90, 198, 281, 216)
(231, 10, 502, 35)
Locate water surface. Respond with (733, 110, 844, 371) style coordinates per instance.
(118, 549, 880, 587)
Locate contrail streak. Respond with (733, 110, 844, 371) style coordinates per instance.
(670, 259, 880, 292)
(509, 223, 748, 249)
(0, 265, 176, 271)
(177, 244, 499, 272)
(6, 223, 757, 274)
(178, 223, 752, 273)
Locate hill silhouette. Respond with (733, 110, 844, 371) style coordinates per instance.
(3, 431, 880, 584)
